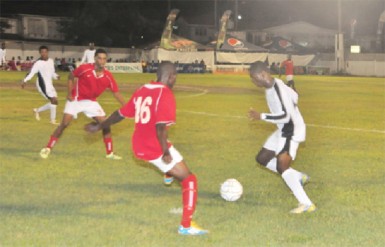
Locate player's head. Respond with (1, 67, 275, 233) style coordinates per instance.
(157, 61, 177, 89)
(249, 61, 273, 88)
(1, 42, 5, 49)
(89, 42, 95, 50)
(39, 45, 49, 60)
(94, 48, 107, 69)
(287, 54, 292, 60)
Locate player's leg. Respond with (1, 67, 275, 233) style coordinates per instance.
(149, 146, 208, 235)
(93, 115, 121, 160)
(40, 113, 73, 158)
(276, 139, 315, 213)
(256, 148, 277, 173)
(47, 97, 58, 124)
(256, 130, 280, 173)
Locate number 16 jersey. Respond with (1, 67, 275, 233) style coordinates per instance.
(119, 81, 176, 160)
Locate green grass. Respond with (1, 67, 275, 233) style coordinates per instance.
(0, 71, 384, 246)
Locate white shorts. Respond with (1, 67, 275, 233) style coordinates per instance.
(36, 80, 57, 99)
(263, 130, 300, 160)
(64, 100, 106, 119)
(286, 75, 294, 81)
(148, 146, 183, 173)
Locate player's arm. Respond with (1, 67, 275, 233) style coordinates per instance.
(84, 110, 124, 133)
(67, 73, 76, 101)
(156, 123, 172, 164)
(248, 108, 290, 123)
(112, 91, 126, 106)
(21, 62, 39, 88)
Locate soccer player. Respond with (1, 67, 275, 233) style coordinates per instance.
(279, 54, 296, 91)
(248, 61, 316, 214)
(0, 42, 6, 70)
(40, 48, 125, 160)
(21, 45, 60, 124)
(85, 61, 209, 235)
(80, 42, 96, 64)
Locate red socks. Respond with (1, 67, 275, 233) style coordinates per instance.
(104, 137, 113, 155)
(46, 135, 58, 149)
(180, 174, 198, 228)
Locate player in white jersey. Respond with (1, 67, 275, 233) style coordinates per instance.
(0, 42, 6, 69)
(80, 42, 96, 64)
(21, 46, 60, 124)
(248, 61, 316, 214)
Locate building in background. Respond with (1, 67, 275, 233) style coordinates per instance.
(1, 14, 66, 42)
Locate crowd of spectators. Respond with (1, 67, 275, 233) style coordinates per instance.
(143, 59, 207, 74)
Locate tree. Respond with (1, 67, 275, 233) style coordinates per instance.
(58, 1, 166, 47)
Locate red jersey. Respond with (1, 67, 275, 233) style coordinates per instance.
(119, 81, 176, 160)
(72, 63, 119, 101)
(281, 59, 294, 75)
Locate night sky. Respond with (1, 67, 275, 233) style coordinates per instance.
(1, 0, 384, 44)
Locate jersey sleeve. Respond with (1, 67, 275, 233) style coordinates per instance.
(155, 89, 176, 125)
(119, 94, 136, 118)
(23, 62, 39, 82)
(72, 65, 84, 78)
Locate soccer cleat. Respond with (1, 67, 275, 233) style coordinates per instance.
(164, 174, 174, 185)
(40, 147, 51, 159)
(50, 120, 59, 125)
(300, 173, 310, 186)
(290, 203, 317, 214)
(178, 221, 209, 235)
(106, 153, 122, 160)
(33, 108, 40, 121)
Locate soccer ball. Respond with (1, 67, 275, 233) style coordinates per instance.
(220, 178, 243, 202)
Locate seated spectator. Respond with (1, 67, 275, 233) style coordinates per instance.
(8, 57, 17, 71)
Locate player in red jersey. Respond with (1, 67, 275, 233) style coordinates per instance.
(40, 48, 125, 160)
(85, 61, 208, 235)
(280, 54, 296, 91)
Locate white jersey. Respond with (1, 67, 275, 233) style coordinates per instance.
(261, 78, 306, 142)
(23, 58, 59, 98)
(0, 48, 6, 65)
(81, 49, 95, 64)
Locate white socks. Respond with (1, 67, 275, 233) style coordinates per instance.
(36, 103, 57, 122)
(37, 103, 51, 112)
(49, 104, 57, 122)
(282, 168, 312, 206)
(266, 158, 278, 173)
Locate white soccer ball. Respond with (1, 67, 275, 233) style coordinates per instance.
(220, 178, 243, 202)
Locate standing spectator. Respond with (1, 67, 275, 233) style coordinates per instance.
(0, 42, 6, 70)
(279, 54, 296, 91)
(21, 46, 60, 124)
(85, 61, 209, 235)
(80, 42, 96, 64)
(248, 61, 316, 214)
(39, 48, 125, 160)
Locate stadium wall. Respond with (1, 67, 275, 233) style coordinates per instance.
(315, 53, 385, 77)
(3, 40, 384, 77)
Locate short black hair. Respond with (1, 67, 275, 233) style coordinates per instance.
(94, 48, 107, 57)
(249, 61, 270, 76)
(39, 45, 48, 51)
(157, 61, 176, 79)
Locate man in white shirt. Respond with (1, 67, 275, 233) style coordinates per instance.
(80, 42, 96, 64)
(21, 45, 60, 124)
(0, 42, 6, 69)
(248, 61, 316, 214)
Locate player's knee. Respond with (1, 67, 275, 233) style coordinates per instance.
(255, 153, 267, 166)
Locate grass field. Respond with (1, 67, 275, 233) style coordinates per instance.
(0, 71, 384, 246)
